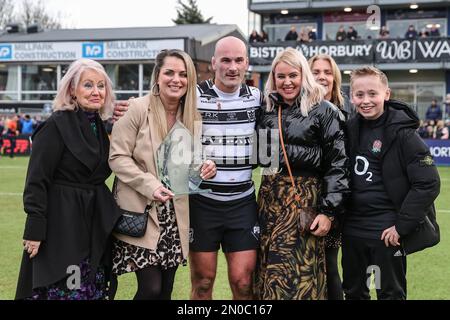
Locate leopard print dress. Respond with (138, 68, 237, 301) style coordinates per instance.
(112, 200, 186, 275)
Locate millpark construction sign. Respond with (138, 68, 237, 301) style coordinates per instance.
(249, 38, 450, 65)
(0, 39, 184, 62)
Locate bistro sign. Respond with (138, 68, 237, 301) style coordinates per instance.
(249, 38, 450, 65)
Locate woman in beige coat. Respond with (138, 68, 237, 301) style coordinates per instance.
(109, 49, 216, 300)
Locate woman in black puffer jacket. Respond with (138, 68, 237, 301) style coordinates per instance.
(254, 48, 349, 300)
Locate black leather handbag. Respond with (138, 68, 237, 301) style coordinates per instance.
(402, 209, 440, 255)
(112, 176, 153, 238)
(114, 204, 152, 238)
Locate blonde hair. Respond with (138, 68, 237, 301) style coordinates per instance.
(265, 47, 324, 116)
(149, 49, 201, 139)
(309, 54, 345, 108)
(350, 66, 389, 90)
(53, 58, 115, 120)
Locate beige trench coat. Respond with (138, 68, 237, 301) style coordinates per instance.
(109, 94, 190, 259)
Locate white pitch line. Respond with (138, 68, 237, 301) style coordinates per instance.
(0, 192, 22, 196)
(0, 166, 27, 169)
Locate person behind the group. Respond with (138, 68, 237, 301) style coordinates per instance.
(309, 54, 356, 120)
(255, 47, 349, 300)
(308, 53, 355, 300)
(15, 58, 122, 300)
(343, 66, 440, 300)
(189, 36, 262, 300)
(108, 49, 216, 300)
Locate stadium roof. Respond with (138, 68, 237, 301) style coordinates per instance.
(0, 24, 245, 46)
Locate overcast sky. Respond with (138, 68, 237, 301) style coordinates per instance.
(40, 0, 249, 34)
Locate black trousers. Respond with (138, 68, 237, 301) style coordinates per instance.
(342, 235, 407, 300)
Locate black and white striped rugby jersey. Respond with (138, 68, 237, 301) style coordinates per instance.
(196, 79, 263, 201)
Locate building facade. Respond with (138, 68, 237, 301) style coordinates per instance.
(0, 24, 245, 114)
(248, 0, 450, 119)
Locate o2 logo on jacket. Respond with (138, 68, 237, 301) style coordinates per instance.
(354, 156, 373, 182)
(0, 45, 13, 60)
(82, 43, 104, 58)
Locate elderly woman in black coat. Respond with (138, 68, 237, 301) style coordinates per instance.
(15, 59, 121, 300)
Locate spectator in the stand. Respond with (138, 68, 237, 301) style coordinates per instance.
(419, 28, 429, 38)
(435, 120, 446, 139)
(299, 27, 309, 43)
(443, 120, 450, 139)
(285, 26, 298, 41)
(21, 115, 34, 135)
(261, 30, 269, 42)
(307, 27, 317, 41)
(417, 120, 428, 139)
(426, 124, 436, 139)
(444, 93, 450, 116)
(379, 26, 390, 39)
(430, 25, 441, 37)
(16, 114, 23, 134)
(249, 30, 262, 43)
(347, 26, 358, 41)
(425, 99, 443, 121)
(442, 127, 449, 139)
(405, 25, 418, 39)
(336, 25, 347, 41)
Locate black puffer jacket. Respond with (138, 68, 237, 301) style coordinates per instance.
(257, 94, 350, 216)
(346, 100, 440, 237)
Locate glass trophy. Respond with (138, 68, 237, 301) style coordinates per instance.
(156, 121, 211, 195)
